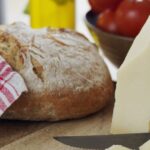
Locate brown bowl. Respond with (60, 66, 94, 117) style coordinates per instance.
(85, 10, 134, 67)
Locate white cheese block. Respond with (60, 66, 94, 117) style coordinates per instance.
(111, 16, 150, 134)
(140, 139, 150, 150)
(105, 145, 132, 150)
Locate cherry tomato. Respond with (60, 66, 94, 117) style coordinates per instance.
(115, 0, 150, 37)
(97, 9, 119, 34)
(88, 0, 122, 13)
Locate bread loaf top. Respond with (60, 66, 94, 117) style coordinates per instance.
(0, 23, 110, 93)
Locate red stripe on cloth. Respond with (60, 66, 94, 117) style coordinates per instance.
(1, 67, 12, 79)
(0, 98, 7, 111)
(0, 61, 6, 70)
(0, 83, 15, 103)
(5, 72, 15, 82)
(6, 73, 19, 97)
(9, 83, 19, 97)
(0, 79, 5, 89)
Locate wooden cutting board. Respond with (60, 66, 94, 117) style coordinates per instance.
(0, 102, 113, 150)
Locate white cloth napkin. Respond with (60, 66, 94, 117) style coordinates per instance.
(0, 56, 27, 116)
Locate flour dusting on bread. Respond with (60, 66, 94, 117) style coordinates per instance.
(3, 22, 109, 93)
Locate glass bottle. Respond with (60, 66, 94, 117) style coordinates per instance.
(30, 0, 75, 29)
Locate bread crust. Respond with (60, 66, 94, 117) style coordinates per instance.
(0, 23, 114, 121)
(2, 75, 113, 121)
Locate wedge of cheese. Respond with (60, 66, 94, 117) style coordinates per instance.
(140, 140, 150, 150)
(105, 145, 132, 150)
(111, 16, 150, 134)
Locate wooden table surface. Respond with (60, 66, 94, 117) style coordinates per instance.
(0, 102, 113, 150)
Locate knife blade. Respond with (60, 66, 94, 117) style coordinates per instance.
(54, 133, 150, 150)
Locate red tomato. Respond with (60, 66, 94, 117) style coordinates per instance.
(88, 0, 122, 13)
(115, 0, 150, 37)
(97, 9, 119, 34)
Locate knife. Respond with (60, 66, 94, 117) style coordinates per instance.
(54, 133, 150, 150)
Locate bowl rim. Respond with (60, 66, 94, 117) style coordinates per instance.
(85, 10, 134, 42)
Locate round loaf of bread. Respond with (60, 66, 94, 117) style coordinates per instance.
(0, 23, 113, 121)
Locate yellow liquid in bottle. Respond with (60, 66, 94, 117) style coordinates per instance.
(30, 0, 75, 29)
